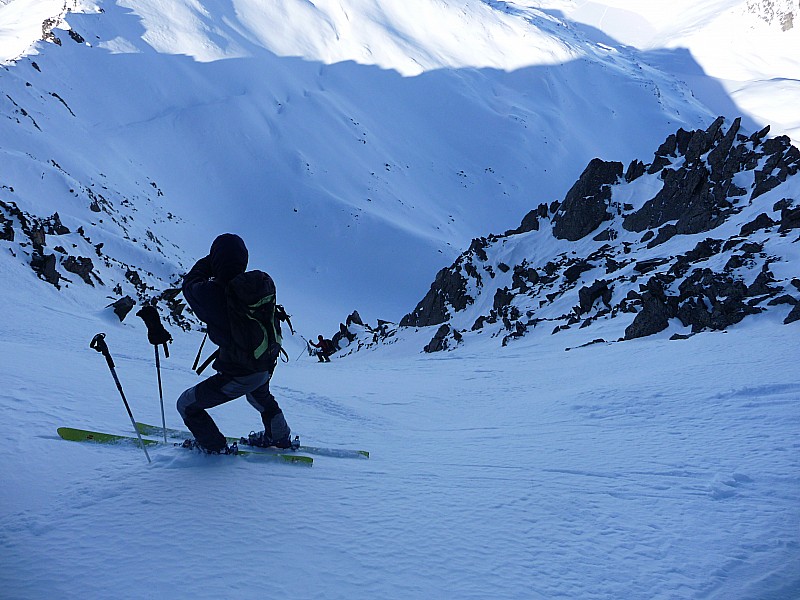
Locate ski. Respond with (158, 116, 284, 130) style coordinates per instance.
(134, 421, 370, 459)
(57, 427, 313, 465)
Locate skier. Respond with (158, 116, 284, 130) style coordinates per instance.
(310, 335, 335, 362)
(177, 233, 293, 453)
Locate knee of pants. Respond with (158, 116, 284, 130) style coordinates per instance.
(177, 387, 198, 419)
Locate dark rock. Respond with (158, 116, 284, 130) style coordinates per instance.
(739, 242, 763, 255)
(31, 253, 60, 287)
(624, 119, 751, 235)
(641, 230, 655, 243)
(592, 228, 617, 242)
(624, 292, 675, 339)
(30, 225, 46, 249)
(512, 265, 539, 291)
(646, 224, 678, 248)
(624, 163, 725, 234)
(779, 203, 800, 232)
(46, 212, 70, 235)
(552, 158, 623, 241)
(0, 212, 13, 241)
(707, 117, 740, 165)
(564, 260, 593, 283)
(62, 256, 95, 286)
(625, 159, 646, 182)
(677, 269, 761, 332)
(424, 324, 457, 353)
(634, 258, 669, 274)
(497, 262, 510, 273)
(578, 279, 612, 314)
(739, 213, 776, 236)
(648, 134, 678, 174)
(516, 210, 540, 233)
(472, 315, 488, 331)
(493, 287, 514, 311)
(724, 255, 746, 271)
(685, 238, 723, 263)
(346, 311, 363, 326)
(773, 198, 793, 212)
(468, 238, 489, 261)
(767, 295, 798, 306)
(785, 304, 800, 324)
(401, 266, 471, 328)
(746, 268, 778, 297)
(752, 137, 800, 199)
(108, 296, 136, 321)
(605, 258, 623, 273)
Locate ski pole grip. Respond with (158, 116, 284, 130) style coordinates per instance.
(90, 333, 115, 369)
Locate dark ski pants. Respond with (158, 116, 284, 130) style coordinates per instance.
(177, 371, 281, 452)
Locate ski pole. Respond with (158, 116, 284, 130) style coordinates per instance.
(296, 335, 310, 361)
(192, 332, 207, 371)
(154, 345, 167, 443)
(90, 333, 151, 463)
(136, 306, 172, 444)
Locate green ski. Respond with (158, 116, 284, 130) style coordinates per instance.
(135, 421, 369, 459)
(57, 427, 313, 465)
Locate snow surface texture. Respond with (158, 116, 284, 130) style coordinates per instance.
(0, 280, 798, 599)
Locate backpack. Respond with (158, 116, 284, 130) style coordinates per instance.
(224, 270, 286, 372)
(195, 270, 285, 375)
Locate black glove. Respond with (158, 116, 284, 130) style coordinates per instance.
(136, 305, 173, 350)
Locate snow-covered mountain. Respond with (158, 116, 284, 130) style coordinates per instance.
(1, 3, 799, 599)
(2, 0, 798, 336)
(378, 116, 799, 354)
(0, 0, 753, 334)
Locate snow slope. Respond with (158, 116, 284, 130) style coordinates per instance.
(0, 273, 798, 599)
(0, 1, 798, 598)
(565, 0, 800, 144)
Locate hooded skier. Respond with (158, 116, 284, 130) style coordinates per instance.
(177, 233, 292, 453)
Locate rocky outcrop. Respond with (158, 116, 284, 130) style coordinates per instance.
(552, 159, 623, 241)
(400, 263, 472, 328)
(396, 117, 800, 352)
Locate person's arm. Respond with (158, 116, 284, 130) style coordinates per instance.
(182, 256, 216, 324)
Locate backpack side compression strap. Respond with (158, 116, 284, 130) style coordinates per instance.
(195, 348, 219, 375)
(246, 293, 280, 360)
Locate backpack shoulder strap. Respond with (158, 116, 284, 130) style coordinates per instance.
(195, 348, 219, 375)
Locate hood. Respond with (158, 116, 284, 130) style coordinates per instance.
(209, 233, 248, 283)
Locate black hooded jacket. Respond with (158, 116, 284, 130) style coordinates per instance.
(183, 234, 249, 373)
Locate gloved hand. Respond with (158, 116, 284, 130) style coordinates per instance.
(136, 305, 172, 347)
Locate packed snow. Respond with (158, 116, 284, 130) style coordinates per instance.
(1, 0, 799, 598)
(1, 270, 798, 599)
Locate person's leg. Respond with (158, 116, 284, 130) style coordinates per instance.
(246, 379, 292, 447)
(177, 372, 269, 451)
